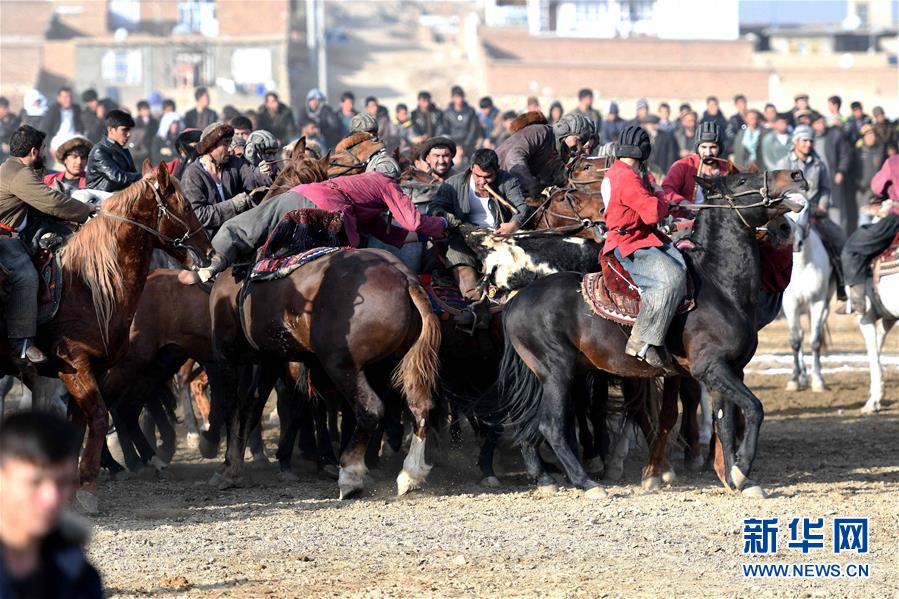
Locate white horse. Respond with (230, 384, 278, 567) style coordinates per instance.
(859, 270, 899, 414)
(782, 209, 835, 392)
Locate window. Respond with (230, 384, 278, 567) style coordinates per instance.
(176, 0, 219, 36)
(101, 49, 142, 85)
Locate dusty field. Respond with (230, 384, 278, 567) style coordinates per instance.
(73, 311, 898, 597)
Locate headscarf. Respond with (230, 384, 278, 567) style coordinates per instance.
(245, 130, 281, 166)
(305, 88, 326, 120)
(157, 111, 184, 139)
(23, 89, 48, 117)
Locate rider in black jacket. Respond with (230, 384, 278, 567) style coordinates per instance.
(84, 110, 141, 193)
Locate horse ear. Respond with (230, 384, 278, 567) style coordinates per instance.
(141, 159, 153, 176)
(155, 160, 170, 188)
(320, 150, 332, 169)
(291, 136, 306, 159)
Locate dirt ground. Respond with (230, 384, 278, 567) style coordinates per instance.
(69, 308, 898, 598)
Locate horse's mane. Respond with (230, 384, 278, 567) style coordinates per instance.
(58, 179, 149, 348)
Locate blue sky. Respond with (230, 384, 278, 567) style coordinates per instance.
(739, 0, 898, 24)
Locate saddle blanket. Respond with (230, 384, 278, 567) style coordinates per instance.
(873, 232, 899, 283)
(249, 246, 346, 282)
(581, 251, 694, 326)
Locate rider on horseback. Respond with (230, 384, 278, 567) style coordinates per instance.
(496, 112, 596, 201)
(663, 121, 739, 208)
(0, 126, 95, 364)
(196, 153, 449, 282)
(601, 125, 686, 371)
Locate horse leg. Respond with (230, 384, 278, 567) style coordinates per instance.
(476, 420, 502, 487)
(111, 402, 146, 472)
(860, 317, 886, 414)
(145, 390, 175, 467)
(703, 364, 766, 497)
(397, 394, 432, 497)
(58, 367, 108, 514)
(536, 375, 604, 498)
(313, 398, 339, 477)
(698, 383, 713, 462)
(585, 375, 609, 476)
(679, 377, 704, 472)
(198, 364, 226, 459)
(809, 299, 829, 392)
(275, 380, 302, 477)
(786, 311, 807, 391)
(520, 441, 555, 490)
(332, 369, 383, 500)
(640, 377, 679, 490)
(100, 440, 126, 476)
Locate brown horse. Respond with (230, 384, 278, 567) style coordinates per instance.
(0, 161, 212, 512)
(210, 247, 441, 499)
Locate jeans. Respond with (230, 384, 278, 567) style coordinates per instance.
(0, 237, 39, 338)
(211, 191, 317, 263)
(614, 242, 687, 347)
(841, 213, 899, 286)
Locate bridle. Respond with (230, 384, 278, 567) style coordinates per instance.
(95, 179, 206, 264)
(510, 187, 606, 240)
(678, 171, 788, 229)
(328, 147, 378, 176)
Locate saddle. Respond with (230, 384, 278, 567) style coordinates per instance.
(581, 250, 694, 326)
(419, 273, 506, 321)
(872, 231, 899, 283)
(247, 208, 348, 282)
(0, 222, 66, 327)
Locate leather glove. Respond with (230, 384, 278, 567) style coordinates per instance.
(230, 192, 253, 213)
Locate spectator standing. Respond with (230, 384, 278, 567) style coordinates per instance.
(759, 113, 792, 170)
(731, 108, 762, 171)
(338, 91, 357, 136)
(674, 110, 697, 158)
(79, 89, 102, 143)
(256, 92, 296, 145)
(600, 101, 625, 145)
(442, 85, 481, 165)
(477, 97, 500, 146)
(657, 102, 674, 132)
(410, 91, 443, 144)
(183, 87, 218, 130)
(297, 88, 342, 151)
(84, 109, 142, 193)
(846, 101, 872, 145)
(812, 113, 854, 231)
(725, 94, 747, 154)
(852, 124, 885, 226)
(572, 89, 602, 136)
(129, 100, 158, 167)
(0, 97, 20, 162)
(41, 87, 82, 158)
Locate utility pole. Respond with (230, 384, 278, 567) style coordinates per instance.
(316, 0, 327, 97)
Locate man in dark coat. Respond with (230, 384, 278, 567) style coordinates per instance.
(0, 97, 20, 162)
(181, 122, 258, 236)
(430, 148, 528, 325)
(256, 92, 296, 145)
(40, 87, 83, 157)
(183, 87, 218, 130)
(78, 90, 101, 144)
(642, 115, 678, 175)
(411, 91, 444, 145)
(442, 86, 481, 164)
(496, 111, 595, 200)
(0, 412, 104, 598)
(128, 100, 158, 168)
(297, 88, 343, 152)
(812, 113, 854, 231)
(84, 110, 142, 193)
(571, 88, 602, 139)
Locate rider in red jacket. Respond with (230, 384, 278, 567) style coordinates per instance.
(601, 125, 685, 371)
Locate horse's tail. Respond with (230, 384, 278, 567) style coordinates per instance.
(479, 336, 543, 446)
(392, 283, 441, 417)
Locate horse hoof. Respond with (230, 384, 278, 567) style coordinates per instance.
(604, 465, 624, 483)
(584, 486, 608, 500)
(217, 476, 244, 491)
(536, 484, 557, 496)
(584, 456, 605, 476)
(75, 490, 99, 515)
(198, 436, 220, 459)
(730, 465, 749, 491)
(149, 455, 169, 472)
(396, 470, 423, 496)
(742, 484, 767, 499)
(185, 432, 200, 449)
(479, 476, 502, 488)
(338, 483, 364, 500)
(277, 470, 299, 483)
(110, 470, 130, 482)
(661, 469, 677, 484)
(207, 472, 224, 487)
(252, 454, 270, 467)
(641, 476, 662, 491)
(338, 464, 366, 500)
(860, 402, 881, 415)
(785, 380, 800, 392)
(811, 381, 828, 393)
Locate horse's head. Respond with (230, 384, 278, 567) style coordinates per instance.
(566, 155, 609, 193)
(695, 169, 808, 229)
(534, 188, 606, 242)
(328, 132, 385, 177)
(141, 160, 213, 269)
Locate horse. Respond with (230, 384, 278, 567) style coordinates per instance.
(859, 234, 899, 414)
(782, 210, 835, 392)
(484, 170, 808, 499)
(0, 161, 213, 512)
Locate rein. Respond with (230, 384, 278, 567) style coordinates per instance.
(328, 147, 376, 176)
(516, 187, 605, 239)
(95, 179, 205, 262)
(676, 171, 784, 229)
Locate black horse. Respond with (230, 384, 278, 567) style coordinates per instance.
(487, 170, 808, 498)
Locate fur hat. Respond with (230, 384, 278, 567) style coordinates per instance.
(54, 135, 92, 162)
(197, 122, 234, 155)
(417, 136, 456, 160)
(335, 131, 382, 154)
(509, 111, 548, 134)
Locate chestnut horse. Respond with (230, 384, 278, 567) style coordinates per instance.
(487, 170, 808, 498)
(0, 161, 212, 512)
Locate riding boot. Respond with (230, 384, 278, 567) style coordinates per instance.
(196, 253, 230, 284)
(848, 285, 867, 315)
(625, 336, 676, 374)
(10, 338, 48, 365)
(453, 265, 482, 301)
